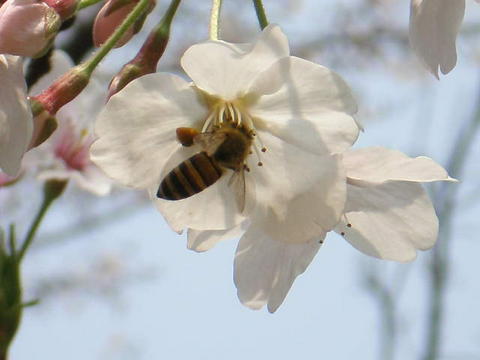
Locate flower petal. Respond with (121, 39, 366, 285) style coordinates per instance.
(234, 227, 321, 312)
(151, 145, 247, 232)
(72, 166, 112, 196)
(187, 222, 248, 252)
(409, 0, 465, 77)
(336, 181, 438, 262)
(251, 132, 346, 241)
(248, 56, 358, 155)
(343, 147, 453, 184)
(181, 24, 289, 100)
(0, 55, 32, 176)
(90, 73, 208, 190)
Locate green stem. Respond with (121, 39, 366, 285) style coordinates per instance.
(82, 0, 151, 74)
(209, 0, 222, 40)
(77, 0, 103, 11)
(252, 0, 268, 30)
(158, 0, 181, 32)
(8, 224, 16, 256)
(17, 181, 67, 262)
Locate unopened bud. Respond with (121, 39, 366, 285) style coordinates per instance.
(93, 0, 155, 48)
(108, 0, 178, 98)
(0, 0, 60, 57)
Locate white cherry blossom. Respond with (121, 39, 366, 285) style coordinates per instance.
(0, 54, 32, 176)
(91, 25, 359, 310)
(28, 51, 112, 195)
(335, 147, 455, 262)
(409, 0, 466, 78)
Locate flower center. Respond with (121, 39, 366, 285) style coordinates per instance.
(203, 101, 267, 168)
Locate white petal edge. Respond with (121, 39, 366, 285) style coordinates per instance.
(335, 181, 438, 262)
(409, 0, 465, 77)
(343, 147, 455, 184)
(0, 55, 32, 176)
(187, 221, 248, 252)
(90, 73, 208, 190)
(181, 24, 289, 100)
(247, 56, 359, 155)
(234, 227, 322, 313)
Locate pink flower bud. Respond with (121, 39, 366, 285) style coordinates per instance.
(93, 0, 155, 48)
(107, 21, 169, 98)
(0, 0, 61, 57)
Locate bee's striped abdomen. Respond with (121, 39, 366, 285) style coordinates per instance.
(157, 152, 223, 200)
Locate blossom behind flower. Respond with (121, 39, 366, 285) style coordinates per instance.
(93, 0, 156, 48)
(0, 55, 32, 176)
(28, 50, 112, 195)
(409, 0, 466, 78)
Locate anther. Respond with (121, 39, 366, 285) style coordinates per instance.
(257, 162, 263, 166)
(261, 147, 267, 152)
(347, 223, 352, 228)
(341, 232, 345, 236)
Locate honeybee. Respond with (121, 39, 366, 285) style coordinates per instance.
(156, 124, 253, 212)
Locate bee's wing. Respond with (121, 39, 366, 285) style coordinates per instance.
(194, 132, 226, 156)
(228, 169, 246, 213)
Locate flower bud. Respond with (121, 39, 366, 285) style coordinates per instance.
(108, 0, 177, 98)
(93, 0, 155, 48)
(0, 0, 61, 57)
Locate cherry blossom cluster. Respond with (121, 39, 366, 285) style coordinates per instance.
(0, 0, 463, 337)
